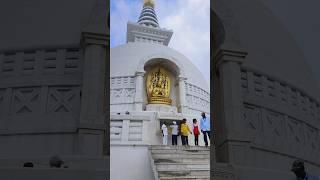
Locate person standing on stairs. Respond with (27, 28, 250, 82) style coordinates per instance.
(192, 119, 200, 146)
(180, 119, 192, 146)
(161, 122, 168, 145)
(170, 121, 179, 146)
(200, 112, 211, 147)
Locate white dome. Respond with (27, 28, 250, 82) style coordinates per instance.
(111, 42, 209, 91)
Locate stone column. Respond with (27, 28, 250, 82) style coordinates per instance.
(178, 76, 188, 113)
(78, 32, 108, 156)
(134, 71, 145, 111)
(213, 49, 248, 163)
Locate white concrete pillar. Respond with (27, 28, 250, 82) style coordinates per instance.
(213, 49, 248, 162)
(134, 71, 145, 111)
(78, 32, 108, 156)
(178, 76, 188, 113)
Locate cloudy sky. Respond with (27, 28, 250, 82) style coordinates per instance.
(110, 0, 210, 84)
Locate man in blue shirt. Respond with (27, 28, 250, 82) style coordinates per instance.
(291, 160, 319, 180)
(200, 112, 210, 147)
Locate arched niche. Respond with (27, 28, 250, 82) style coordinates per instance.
(137, 53, 186, 78)
(142, 58, 181, 110)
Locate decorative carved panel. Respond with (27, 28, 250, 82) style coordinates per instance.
(110, 76, 136, 104)
(186, 94, 210, 113)
(242, 68, 320, 130)
(253, 73, 263, 97)
(263, 110, 285, 149)
(110, 88, 135, 104)
(0, 48, 82, 79)
(299, 93, 308, 114)
(43, 49, 58, 73)
(289, 88, 299, 108)
(243, 104, 262, 144)
(0, 48, 82, 133)
(243, 106, 259, 131)
(1, 52, 15, 75)
(304, 125, 318, 152)
(47, 86, 80, 114)
(303, 125, 320, 161)
(110, 76, 135, 89)
(186, 83, 209, 100)
(279, 83, 288, 103)
(241, 70, 248, 96)
(185, 83, 210, 113)
(265, 78, 276, 98)
(309, 100, 316, 120)
(286, 119, 303, 144)
(64, 48, 81, 74)
(22, 51, 36, 75)
(11, 87, 41, 114)
(243, 101, 320, 161)
(241, 69, 320, 164)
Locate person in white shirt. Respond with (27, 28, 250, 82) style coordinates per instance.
(200, 112, 211, 147)
(170, 121, 179, 146)
(161, 123, 168, 145)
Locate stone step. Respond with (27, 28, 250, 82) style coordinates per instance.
(152, 152, 210, 159)
(158, 170, 210, 177)
(151, 149, 209, 154)
(156, 162, 209, 171)
(159, 175, 210, 180)
(150, 148, 210, 153)
(154, 157, 209, 163)
(150, 145, 220, 180)
(150, 145, 211, 151)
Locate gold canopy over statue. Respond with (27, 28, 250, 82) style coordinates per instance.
(146, 67, 172, 105)
(143, 0, 155, 8)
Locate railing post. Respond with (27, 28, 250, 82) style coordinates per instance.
(134, 71, 145, 111)
(121, 120, 130, 142)
(178, 76, 188, 113)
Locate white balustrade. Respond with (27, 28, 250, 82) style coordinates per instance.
(110, 113, 154, 145)
(241, 68, 320, 165)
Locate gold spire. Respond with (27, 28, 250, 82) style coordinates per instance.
(143, 0, 155, 8)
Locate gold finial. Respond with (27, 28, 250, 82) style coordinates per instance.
(143, 0, 155, 8)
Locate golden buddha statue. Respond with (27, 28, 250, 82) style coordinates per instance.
(146, 67, 172, 105)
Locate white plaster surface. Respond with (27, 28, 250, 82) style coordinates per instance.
(111, 42, 209, 91)
(110, 145, 153, 180)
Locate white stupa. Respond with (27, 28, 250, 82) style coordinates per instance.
(110, 0, 210, 179)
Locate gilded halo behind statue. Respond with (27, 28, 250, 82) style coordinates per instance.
(146, 67, 172, 105)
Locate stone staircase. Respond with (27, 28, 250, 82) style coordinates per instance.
(149, 145, 235, 180)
